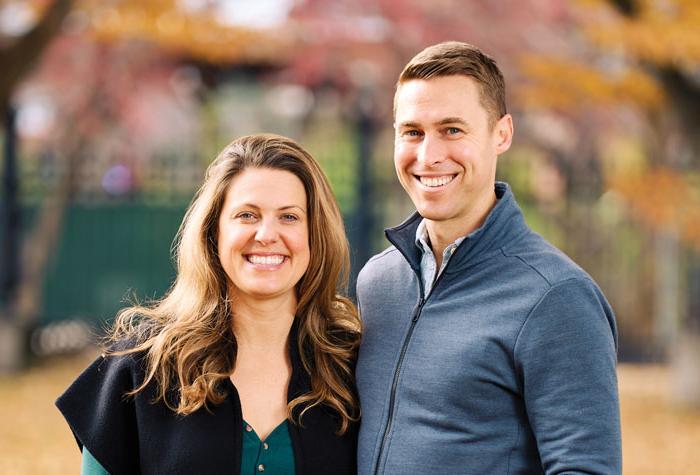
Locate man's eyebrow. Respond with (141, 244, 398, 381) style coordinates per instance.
(395, 117, 471, 128)
(395, 121, 421, 129)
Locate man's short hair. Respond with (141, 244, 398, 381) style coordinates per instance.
(395, 41, 507, 127)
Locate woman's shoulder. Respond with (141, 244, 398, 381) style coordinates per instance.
(57, 335, 152, 412)
(55, 341, 146, 474)
(99, 321, 160, 375)
(57, 342, 143, 407)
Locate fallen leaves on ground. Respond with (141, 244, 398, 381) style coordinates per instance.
(0, 352, 698, 473)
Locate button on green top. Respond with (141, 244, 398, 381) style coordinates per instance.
(241, 419, 295, 475)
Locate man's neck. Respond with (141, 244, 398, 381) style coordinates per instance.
(425, 192, 497, 267)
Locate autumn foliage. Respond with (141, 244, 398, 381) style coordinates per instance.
(518, 0, 700, 250)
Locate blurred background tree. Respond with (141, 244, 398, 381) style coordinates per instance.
(1, 0, 291, 369)
(0, 0, 71, 114)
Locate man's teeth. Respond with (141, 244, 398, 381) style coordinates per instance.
(248, 255, 285, 265)
(419, 175, 454, 187)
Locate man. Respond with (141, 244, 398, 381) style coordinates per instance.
(355, 41, 621, 474)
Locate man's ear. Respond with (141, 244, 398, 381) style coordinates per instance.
(494, 114, 513, 155)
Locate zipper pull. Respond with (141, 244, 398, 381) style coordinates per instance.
(412, 298, 425, 322)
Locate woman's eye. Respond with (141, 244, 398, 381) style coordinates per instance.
(281, 214, 299, 222)
(236, 212, 256, 220)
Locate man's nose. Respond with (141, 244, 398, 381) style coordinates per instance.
(417, 134, 446, 167)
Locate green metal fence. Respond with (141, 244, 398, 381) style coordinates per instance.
(39, 203, 187, 325)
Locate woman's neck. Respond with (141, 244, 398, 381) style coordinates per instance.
(231, 294, 296, 350)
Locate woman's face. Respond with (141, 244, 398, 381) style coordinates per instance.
(217, 167, 310, 306)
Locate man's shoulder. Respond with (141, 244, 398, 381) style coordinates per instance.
(502, 229, 593, 288)
(357, 245, 411, 288)
(362, 245, 406, 271)
(365, 245, 402, 265)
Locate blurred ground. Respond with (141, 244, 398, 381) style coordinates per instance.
(0, 352, 698, 474)
(618, 364, 700, 473)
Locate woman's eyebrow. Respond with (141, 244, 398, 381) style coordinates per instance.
(279, 205, 306, 214)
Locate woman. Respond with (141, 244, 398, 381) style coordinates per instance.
(56, 134, 361, 474)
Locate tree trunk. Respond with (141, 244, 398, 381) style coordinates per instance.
(653, 229, 681, 353)
(0, 0, 73, 115)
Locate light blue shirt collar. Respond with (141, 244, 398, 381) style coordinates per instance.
(414, 219, 466, 296)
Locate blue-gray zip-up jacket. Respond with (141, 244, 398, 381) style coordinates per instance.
(355, 182, 621, 474)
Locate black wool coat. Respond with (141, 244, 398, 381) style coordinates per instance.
(56, 324, 358, 475)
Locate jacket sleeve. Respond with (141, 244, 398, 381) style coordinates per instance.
(514, 278, 622, 474)
(56, 351, 142, 475)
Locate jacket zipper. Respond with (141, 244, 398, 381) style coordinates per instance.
(372, 294, 425, 475)
(372, 258, 452, 475)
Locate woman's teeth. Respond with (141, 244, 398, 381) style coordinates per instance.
(247, 255, 285, 265)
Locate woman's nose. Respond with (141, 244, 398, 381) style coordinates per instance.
(254, 219, 279, 245)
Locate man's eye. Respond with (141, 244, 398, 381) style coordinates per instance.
(446, 127, 462, 135)
(403, 130, 422, 137)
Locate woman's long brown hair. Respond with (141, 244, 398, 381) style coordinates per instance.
(108, 134, 361, 434)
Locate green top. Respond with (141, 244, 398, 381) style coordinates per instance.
(80, 419, 295, 474)
(241, 419, 295, 475)
(81, 446, 108, 475)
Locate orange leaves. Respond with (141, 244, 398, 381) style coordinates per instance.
(520, 0, 700, 250)
(609, 167, 700, 249)
(517, 54, 665, 112)
(70, 0, 290, 64)
(519, 0, 700, 113)
(573, 0, 700, 72)
(584, 10, 700, 66)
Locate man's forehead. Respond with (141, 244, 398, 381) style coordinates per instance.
(395, 75, 480, 95)
(394, 76, 485, 124)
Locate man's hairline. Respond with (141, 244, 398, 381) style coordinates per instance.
(392, 74, 504, 129)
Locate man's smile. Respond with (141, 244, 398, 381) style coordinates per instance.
(415, 174, 457, 188)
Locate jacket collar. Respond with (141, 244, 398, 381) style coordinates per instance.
(384, 182, 529, 275)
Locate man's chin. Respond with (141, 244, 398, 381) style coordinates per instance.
(416, 209, 451, 222)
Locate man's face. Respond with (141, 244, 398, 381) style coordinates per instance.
(393, 75, 512, 229)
